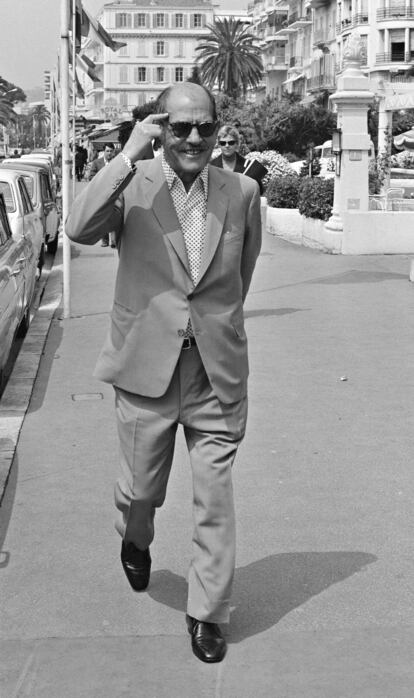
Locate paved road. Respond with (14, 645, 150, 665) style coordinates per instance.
(1, 210, 414, 696)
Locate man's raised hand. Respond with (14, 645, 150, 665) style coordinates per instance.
(122, 113, 169, 163)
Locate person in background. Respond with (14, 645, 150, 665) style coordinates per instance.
(210, 124, 267, 195)
(66, 83, 262, 664)
(88, 143, 116, 247)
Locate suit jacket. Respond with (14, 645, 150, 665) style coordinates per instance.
(210, 152, 265, 194)
(87, 156, 106, 180)
(66, 153, 262, 404)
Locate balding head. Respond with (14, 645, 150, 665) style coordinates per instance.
(155, 83, 217, 122)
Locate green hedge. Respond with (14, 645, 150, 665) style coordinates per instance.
(266, 174, 301, 209)
(267, 174, 334, 221)
(297, 177, 334, 221)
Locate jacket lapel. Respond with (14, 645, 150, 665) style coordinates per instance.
(140, 160, 229, 285)
(142, 159, 191, 278)
(197, 167, 229, 285)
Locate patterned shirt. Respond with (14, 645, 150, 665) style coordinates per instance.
(162, 154, 208, 286)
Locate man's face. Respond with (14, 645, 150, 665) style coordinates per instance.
(161, 87, 218, 186)
(104, 146, 115, 161)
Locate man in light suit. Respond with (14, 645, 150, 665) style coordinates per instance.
(66, 83, 261, 663)
(88, 143, 116, 247)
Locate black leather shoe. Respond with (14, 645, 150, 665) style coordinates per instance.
(121, 541, 151, 591)
(186, 614, 227, 663)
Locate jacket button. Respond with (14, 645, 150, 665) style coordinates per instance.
(177, 329, 186, 337)
(187, 293, 194, 300)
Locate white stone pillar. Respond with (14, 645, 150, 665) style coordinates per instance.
(325, 33, 374, 235)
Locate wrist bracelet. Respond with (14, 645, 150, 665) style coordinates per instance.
(121, 152, 134, 171)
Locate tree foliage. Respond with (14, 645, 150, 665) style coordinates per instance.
(0, 76, 26, 126)
(214, 94, 337, 157)
(195, 18, 263, 100)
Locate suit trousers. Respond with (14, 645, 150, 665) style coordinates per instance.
(113, 343, 248, 623)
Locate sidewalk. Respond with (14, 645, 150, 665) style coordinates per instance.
(1, 213, 414, 696)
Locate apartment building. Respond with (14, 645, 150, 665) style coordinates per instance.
(79, 0, 214, 120)
(249, 0, 414, 102)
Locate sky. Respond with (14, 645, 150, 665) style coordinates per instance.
(0, 0, 245, 91)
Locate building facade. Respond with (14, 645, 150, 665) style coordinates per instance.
(80, 0, 214, 121)
(248, 0, 414, 102)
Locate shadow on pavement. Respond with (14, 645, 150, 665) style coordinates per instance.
(148, 550, 377, 642)
(244, 307, 309, 319)
(26, 318, 64, 415)
(0, 453, 18, 568)
(308, 270, 407, 285)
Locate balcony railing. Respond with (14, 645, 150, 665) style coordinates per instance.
(353, 12, 369, 25)
(376, 51, 414, 64)
(308, 73, 337, 91)
(288, 11, 312, 28)
(377, 7, 414, 21)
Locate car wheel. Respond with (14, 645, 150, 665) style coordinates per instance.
(47, 235, 58, 255)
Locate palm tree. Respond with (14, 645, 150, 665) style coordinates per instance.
(0, 97, 17, 126)
(30, 104, 50, 147)
(195, 18, 263, 100)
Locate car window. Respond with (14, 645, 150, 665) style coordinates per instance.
(22, 174, 35, 200)
(18, 179, 33, 214)
(0, 182, 16, 213)
(0, 197, 11, 245)
(40, 173, 52, 201)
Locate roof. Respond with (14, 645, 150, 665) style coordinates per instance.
(105, 0, 214, 8)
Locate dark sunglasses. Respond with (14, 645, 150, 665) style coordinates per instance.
(168, 121, 218, 139)
(219, 140, 236, 146)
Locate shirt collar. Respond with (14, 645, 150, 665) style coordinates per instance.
(162, 153, 208, 199)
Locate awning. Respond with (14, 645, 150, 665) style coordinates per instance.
(394, 128, 414, 150)
(283, 73, 305, 86)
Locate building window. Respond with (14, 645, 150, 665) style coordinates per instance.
(156, 13, 165, 28)
(157, 67, 165, 82)
(116, 13, 131, 28)
(119, 43, 128, 57)
(156, 41, 165, 56)
(119, 66, 128, 83)
(119, 92, 128, 107)
(135, 66, 146, 82)
(193, 14, 202, 28)
(134, 13, 146, 28)
(175, 67, 184, 82)
(175, 13, 183, 28)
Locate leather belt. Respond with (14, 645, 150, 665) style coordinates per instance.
(182, 336, 197, 350)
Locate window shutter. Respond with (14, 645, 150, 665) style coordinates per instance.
(190, 15, 194, 29)
(134, 67, 138, 83)
(134, 14, 138, 28)
(164, 42, 169, 57)
(183, 15, 187, 29)
(153, 67, 158, 82)
(164, 68, 169, 83)
(153, 41, 157, 56)
(146, 14, 150, 28)
(165, 14, 169, 29)
(153, 14, 157, 29)
(202, 14, 206, 27)
(116, 14, 121, 28)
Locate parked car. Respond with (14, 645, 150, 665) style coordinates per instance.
(0, 193, 39, 383)
(12, 154, 58, 196)
(0, 169, 44, 275)
(0, 161, 60, 254)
